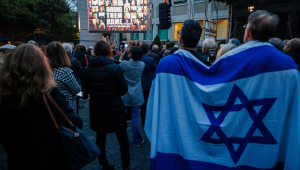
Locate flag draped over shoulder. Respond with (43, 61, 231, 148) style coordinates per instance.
(145, 41, 300, 170)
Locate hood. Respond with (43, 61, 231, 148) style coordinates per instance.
(88, 55, 120, 67)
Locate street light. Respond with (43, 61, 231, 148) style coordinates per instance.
(248, 5, 254, 12)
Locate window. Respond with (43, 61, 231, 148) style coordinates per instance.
(158, 27, 168, 40)
(130, 33, 139, 40)
(174, 21, 204, 40)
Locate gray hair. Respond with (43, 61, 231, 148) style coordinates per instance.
(62, 43, 72, 54)
(269, 37, 284, 51)
(203, 38, 216, 50)
(229, 38, 240, 47)
(152, 44, 159, 51)
(216, 43, 236, 60)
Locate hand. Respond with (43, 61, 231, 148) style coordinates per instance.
(119, 51, 124, 60)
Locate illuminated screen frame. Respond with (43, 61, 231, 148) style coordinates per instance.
(88, 0, 149, 33)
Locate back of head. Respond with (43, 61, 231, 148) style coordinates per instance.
(203, 38, 216, 50)
(130, 46, 143, 60)
(47, 41, 71, 69)
(152, 45, 159, 51)
(94, 40, 111, 57)
(27, 40, 36, 44)
(229, 38, 240, 47)
(163, 50, 170, 57)
(140, 43, 149, 54)
(132, 40, 138, 46)
(0, 44, 56, 108)
(180, 20, 202, 48)
(62, 43, 72, 54)
(170, 47, 178, 54)
(216, 43, 237, 60)
(248, 10, 279, 42)
(289, 38, 300, 52)
(269, 37, 284, 51)
(166, 42, 171, 49)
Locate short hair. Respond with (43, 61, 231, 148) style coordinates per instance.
(149, 44, 154, 50)
(130, 46, 143, 60)
(269, 37, 284, 51)
(94, 40, 111, 57)
(166, 42, 171, 49)
(229, 38, 240, 47)
(170, 47, 178, 54)
(288, 38, 300, 52)
(180, 20, 202, 48)
(163, 50, 170, 57)
(140, 43, 149, 54)
(132, 40, 138, 46)
(27, 40, 36, 44)
(216, 43, 236, 60)
(62, 43, 72, 54)
(203, 38, 216, 50)
(248, 10, 279, 42)
(47, 42, 71, 69)
(75, 44, 87, 52)
(152, 45, 159, 51)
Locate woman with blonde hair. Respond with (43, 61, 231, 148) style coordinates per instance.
(215, 43, 237, 61)
(0, 44, 82, 169)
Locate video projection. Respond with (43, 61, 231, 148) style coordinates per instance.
(88, 0, 149, 32)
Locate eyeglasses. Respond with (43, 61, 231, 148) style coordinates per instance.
(177, 30, 181, 35)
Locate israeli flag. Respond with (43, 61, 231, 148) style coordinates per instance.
(145, 41, 300, 170)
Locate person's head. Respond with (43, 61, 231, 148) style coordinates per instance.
(195, 40, 203, 54)
(149, 44, 154, 51)
(27, 40, 36, 45)
(0, 44, 56, 108)
(94, 40, 111, 57)
(111, 42, 116, 49)
(0, 44, 16, 58)
(46, 41, 71, 69)
(131, 0, 136, 5)
(269, 37, 284, 51)
(138, 41, 142, 47)
(166, 42, 171, 49)
(163, 50, 170, 57)
(14, 41, 23, 47)
(283, 38, 300, 52)
(62, 43, 73, 55)
(216, 43, 237, 61)
(244, 10, 279, 43)
(228, 38, 240, 47)
(170, 47, 178, 54)
(140, 43, 149, 54)
(203, 38, 216, 52)
(179, 20, 202, 49)
(152, 44, 159, 52)
(129, 46, 143, 60)
(132, 40, 138, 46)
(40, 45, 47, 55)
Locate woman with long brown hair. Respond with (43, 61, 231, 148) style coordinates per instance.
(0, 44, 83, 169)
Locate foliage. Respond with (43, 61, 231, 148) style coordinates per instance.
(161, 39, 176, 48)
(153, 35, 162, 48)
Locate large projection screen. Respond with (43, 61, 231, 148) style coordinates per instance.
(88, 0, 149, 33)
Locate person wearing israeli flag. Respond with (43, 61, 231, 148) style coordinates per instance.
(145, 10, 300, 170)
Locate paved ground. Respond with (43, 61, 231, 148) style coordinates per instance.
(0, 100, 150, 170)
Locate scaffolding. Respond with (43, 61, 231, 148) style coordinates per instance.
(203, 0, 219, 40)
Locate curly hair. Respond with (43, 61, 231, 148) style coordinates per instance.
(0, 44, 56, 108)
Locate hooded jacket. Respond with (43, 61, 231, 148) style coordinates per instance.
(83, 56, 128, 132)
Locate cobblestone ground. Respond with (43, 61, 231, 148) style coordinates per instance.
(0, 100, 150, 170)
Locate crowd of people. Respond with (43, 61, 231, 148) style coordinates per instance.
(0, 9, 299, 170)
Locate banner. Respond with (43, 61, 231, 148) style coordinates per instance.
(88, 0, 148, 32)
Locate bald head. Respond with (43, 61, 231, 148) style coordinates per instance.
(285, 38, 300, 52)
(203, 38, 216, 52)
(152, 45, 159, 51)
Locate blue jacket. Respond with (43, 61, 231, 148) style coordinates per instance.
(139, 54, 157, 91)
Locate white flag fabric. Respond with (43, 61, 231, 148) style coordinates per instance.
(145, 41, 300, 170)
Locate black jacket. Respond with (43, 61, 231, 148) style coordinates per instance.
(83, 56, 128, 133)
(140, 54, 157, 91)
(147, 50, 160, 65)
(285, 50, 300, 70)
(0, 87, 83, 169)
(68, 53, 84, 85)
(74, 51, 90, 69)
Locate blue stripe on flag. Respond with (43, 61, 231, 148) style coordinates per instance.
(150, 152, 284, 170)
(154, 45, 297, 86)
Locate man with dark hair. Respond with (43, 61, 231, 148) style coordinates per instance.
(283, 38, 300, 69)
(269, 37, 284, 51)
(147, 44, 159, 65)
(159, 42, 171, 60)
(139, 43, 157, 126)
(145, 12, 300, 169)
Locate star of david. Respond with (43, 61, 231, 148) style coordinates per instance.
(201, 84, 278, 164)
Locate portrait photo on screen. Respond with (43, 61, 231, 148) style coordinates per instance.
(143, 0, 147, 5)
(137, 13, 143, 19)
(91, 0, 98, 5)
(137, 0, 142, 5)
(124, 13, 130, 19)
(105, 0, 111, 6)
(99, 6, 105, 12)
(99, 0, 105, 5)
(131, 0, 136, 6)
(111, 0, 118, 6)
(98, 12, 105, 20)
(92, 6, 98, 12)
(131, 6, 137, 12)
(131, 13, 137, 19)
(124, 0, 130, 5)
(99, 19, 106, 30)
(137, 6, 142, 12)
(118, 0, 124, 6)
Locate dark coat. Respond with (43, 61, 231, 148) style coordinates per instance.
(201, 51, 209, 61)
(147, 50, 160, 65)
(74, 51, 90, 69)
(68, 53, 84, 85)
(139, 54, 157, 91)
(114, 53, 130, 61)
(285, 50, 300, 71)
(83, 56, 128, 133)
(0, 87, 83, 170)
